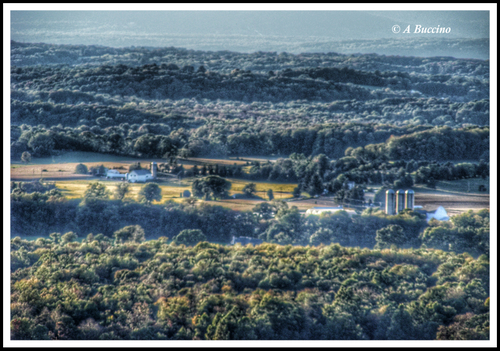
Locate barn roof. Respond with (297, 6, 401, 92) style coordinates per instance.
(417, 206, 450, 222)
(130, 169, 151, 176)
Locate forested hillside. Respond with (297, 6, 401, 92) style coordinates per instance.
(11, 42, 489, 162)
(10, 42, 490, 341)
(11, 237, 490, 340)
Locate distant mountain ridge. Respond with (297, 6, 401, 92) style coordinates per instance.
(11, 11, 490, 59)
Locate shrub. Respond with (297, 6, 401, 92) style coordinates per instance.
(173, 229, 207, 246)
(75, 163, 89, 174)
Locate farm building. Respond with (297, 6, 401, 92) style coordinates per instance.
(305, 206, 356, 217)
(231, 236, 263, 246)
(127, 169, 154, 183)
(425, 206, 450, 222)
(106, 169, 126, 179)
(414, 206, 450, 222)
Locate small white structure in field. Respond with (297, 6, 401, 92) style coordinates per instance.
(106, 169, 126, 179)
(127, 169, 153, 183)
(305, 206, 356, 217)
(425, 206, 450, 222)
(306, 206, 344, 215)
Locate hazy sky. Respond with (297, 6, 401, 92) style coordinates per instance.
(9, 10, 490, 58)
(11, 11, 489, 40)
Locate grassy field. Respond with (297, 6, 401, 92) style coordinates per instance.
(56, 179, 191, 203)
(54, 177, 298, 204)
(185, 157, 248, 166)
(187, 156, 280, 165)
(11, 153, 490, 215)
(432, 177, 489, 195)
(226, 178, 297, 195)
(11, 151, 160, 180)
(11, 152, 277, 180)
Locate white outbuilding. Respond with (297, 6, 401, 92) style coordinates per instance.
(106, 169, 126, 179)
(305, 206, 357, 217)
(425, 206, 450, 222)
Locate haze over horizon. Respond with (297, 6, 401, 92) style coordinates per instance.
(11, 11, 490, 59)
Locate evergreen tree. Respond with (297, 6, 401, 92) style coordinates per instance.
(267, 189, 274, 201)
(307, 173, 323, 197)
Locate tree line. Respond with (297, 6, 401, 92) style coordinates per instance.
(10, 183, 490, 258)
(11, 41, 489, 79)
(10, 119, 489, 162)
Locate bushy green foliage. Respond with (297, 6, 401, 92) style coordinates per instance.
(138, 183, 162, 205)
(114, 225, 146, 244)
(61, 231, 78, 244)
(114, 183, 130, 201)
(421, 209, 489, 257)
(21, 151, 31, 163)
(192, 176, 231, 200)
(83, 182, 110, 201)
(173, 229, 207, 246)
(11, 180, 56, 195)
(10, 189, 489, 257)
(10, 236, 489, 340)
(242, 183, 257, 197)
(267, 189, 274, 201)
(74, 163, 88, 175)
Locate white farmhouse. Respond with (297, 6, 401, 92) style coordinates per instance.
(127, 169, 154, 183)
(106, 169, 126, 179)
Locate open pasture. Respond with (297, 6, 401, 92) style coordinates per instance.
(11, 152, 269, 180)
(56, 179, 191, 202)
(11, 153, 490, 216)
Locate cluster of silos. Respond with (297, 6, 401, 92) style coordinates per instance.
(385, 189, 414, 215)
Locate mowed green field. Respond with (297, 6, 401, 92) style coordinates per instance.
(226, 178, 297, 195)
(55, 177, 298, 208)
(57, 179, 192, 203)
(11, 152, 300, 210)
(434, 177, 489, 194)
(11, 152, 489, 214)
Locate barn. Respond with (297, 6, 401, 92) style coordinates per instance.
(127, 169, 153, 183)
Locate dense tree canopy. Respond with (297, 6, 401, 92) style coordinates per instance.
(138, 183, 162, 205)
(192, 176, 232, 200)
(9, 41, 490, 341)
(10, 235, 490, 340)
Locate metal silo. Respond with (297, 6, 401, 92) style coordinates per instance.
(151, 162, 157, 178)
(385, 189, 396, 215)
(396, 190, 405, 214)
(405, 190, 415, 210)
